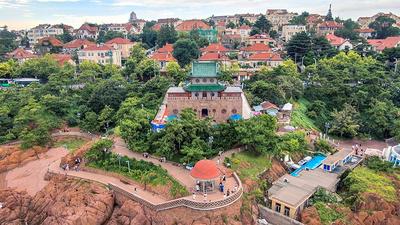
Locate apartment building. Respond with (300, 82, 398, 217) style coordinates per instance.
(103, 23, 138, 37)
(27, 24, 64, 46)
(266, 9, 298, 31)
(357, 12, 400, 29)
(282, 25, 306, 42)
(105, 37, 135, 58)
(76, 23, 99, 40)
(77, 45, 121, 66)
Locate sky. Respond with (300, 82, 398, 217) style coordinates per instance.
(1, 0, 399, 30)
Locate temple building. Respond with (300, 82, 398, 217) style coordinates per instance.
(151, 61, 251, 130)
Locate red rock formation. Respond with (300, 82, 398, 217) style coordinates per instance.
(301, 206, 322, 225)
(0, 145, 48, 173)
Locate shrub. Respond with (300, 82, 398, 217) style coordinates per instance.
(364, 156, 395, 173)
(314, 139, 334, 153)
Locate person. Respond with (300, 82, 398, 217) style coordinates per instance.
(196, 184, 200, 192)
(134, 187, 137, 192)
(192, 192, 196, 200)
(223, 193, 226, 199)
(222, 174, 226, 182)
(203, 193, 207, 202)
(219, 182, 224, 192)
(233, 185, 238, 192)
(217, 159, 220, 165)
(226, 189, 230, 197)
(66, 164, 69, 171)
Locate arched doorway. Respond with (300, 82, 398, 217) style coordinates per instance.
(201, 108, 208, 117)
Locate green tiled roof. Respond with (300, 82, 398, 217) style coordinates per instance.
(185, 84, 225, 92)
(191, 61, 218, 77)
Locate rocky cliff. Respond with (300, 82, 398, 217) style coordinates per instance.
(0, 174, 246, 225)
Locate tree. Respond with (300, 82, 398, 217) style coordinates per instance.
(81, 111, 100, 133)
(253, 15, 272, 34)
(56, 32, 73, 43)
(0, 60, 18, 78)
(124, 44, 147, 79)
(140, 27, 157, 48)
(135, 59, 160, 82)
(16, 55, 60, 80)
(173, 39, 199, 67)
(0, 28, 17, 61)
(330, 104, 360, 138)
(180, 138, 207, 163)
(99, 105, 115, 132)
(226, 21, 236, 29)
(289, 12, 310, 25)
(166, 61, 186, 83)
(236, 114, 277, 155)
(369, 16, 400, 39)
(157, 24, 178, 47)
(189, 29, 209, 48)
(334, 19, 360, 41)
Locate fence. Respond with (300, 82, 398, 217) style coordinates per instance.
(258, 205, 304, 225)
(108, 172, 243, 212)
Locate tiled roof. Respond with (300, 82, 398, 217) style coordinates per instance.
(260, 101, 279, 110)
(367, 36, 400, 51)
(82, 45, 113, 51)
(37, 37, 63, 47)
(201, 43, 228, 53)
(78, 24, 98, 34)
(157, 43, 174, 53)
(6, 48, 37, 59)
(185, 84, 225, 92)
(325, 33, 347, 46)
(51, 54, 73, 65)
(237, 25, 251, 30)
(64, 39, 96, 49)
(190, 160, 220, 180)
(247, 52, 282, 61)
(105, 37, 133, 45)
(191, 61, 218, 77)
(150, 52, 176, 62)
(176, 20, 211, 32)
(241, 43, 271, 52)
(198, 53, 228, 61)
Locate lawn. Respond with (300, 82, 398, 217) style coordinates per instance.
(290, 98, 319, 131)
(229, 151, 272, 181)
(53, 138, 87, 153)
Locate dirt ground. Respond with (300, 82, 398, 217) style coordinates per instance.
(1, 147, 69, 195)
(338, 139, 387, 150)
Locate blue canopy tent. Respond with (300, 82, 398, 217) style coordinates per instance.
(229, 114, 242, 121)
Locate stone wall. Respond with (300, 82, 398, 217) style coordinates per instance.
(259, 205, 304, 225)
(167, 97, 244, 123)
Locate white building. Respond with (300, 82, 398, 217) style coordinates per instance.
(27, 24, 64, 46)
(282, 25, 306, 42)
(383, 145, 400, 167)
(78, 45, 122, 66)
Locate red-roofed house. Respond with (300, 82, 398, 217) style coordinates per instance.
(367, 36, 400, 52)
(354, 28, 375, 39)
(6, 48, 37, 63)
(76, 23, 99, 40)
(150, 44, 176, 71)
(175, 20, 210, 32)
(198, 53, 231, 67)
(105, 23, 138, 36)
(241, 43, 271, 54)
(77, 45, 122, 66)
(63, 39, 96, 52)
(201, 43, 229, 54)
(326, 34, 353, 50)
(244, 52, 283, 68)
(317, 21, 343, 36)
(246, 34, 275, 46)
(51, 54, 76, 66)
(105, 37, 135, 58)
(36, 37, 64, 55)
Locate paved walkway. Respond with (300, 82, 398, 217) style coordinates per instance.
(48, 157, 166, 204)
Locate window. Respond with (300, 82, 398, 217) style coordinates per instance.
(202, 78, 207, 83)
(275, 203, 281, 212)
(284, 206, 290, 216)
(172, 109, 178, 115)
(211, 92, 215, 97)
(195, 79, 200, 83)
(210, 78, 214, 83)
(202, 92, 207, 98)
(194, 92, 199, 97)
(221, 109, 227, 114)
(231, 109, 237, 114)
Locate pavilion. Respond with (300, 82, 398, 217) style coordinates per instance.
(190, 159, 221, 193)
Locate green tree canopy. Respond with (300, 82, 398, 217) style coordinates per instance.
(173, 39, 199, 67)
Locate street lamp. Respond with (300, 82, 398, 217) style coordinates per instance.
(126, 160, 130, 172)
